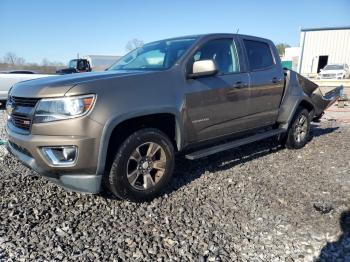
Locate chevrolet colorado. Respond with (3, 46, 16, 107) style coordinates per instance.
(5, 34, 342, 201)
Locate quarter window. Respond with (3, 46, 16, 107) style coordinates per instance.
(243, 40, 274, 70)
(192, 39, 240, 74)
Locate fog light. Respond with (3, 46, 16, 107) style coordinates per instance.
(42, 146, 78, 166)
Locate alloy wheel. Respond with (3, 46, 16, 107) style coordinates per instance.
(126, 142, 167, 190)
(294, 114, 308, 143)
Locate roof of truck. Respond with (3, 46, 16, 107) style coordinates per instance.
(155, 33, 272, 43)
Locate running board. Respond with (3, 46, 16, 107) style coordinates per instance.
(185, 128, 286, 160)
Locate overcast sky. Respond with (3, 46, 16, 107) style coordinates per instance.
(0, 0, 349, 64)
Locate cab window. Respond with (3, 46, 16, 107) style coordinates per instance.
(192, 39, 240, 74)
(243, 40, 274, 70)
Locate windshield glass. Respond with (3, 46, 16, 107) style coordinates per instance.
(109, 37, 197, 71)
(324, 65, 344, 70)
(69, 60, 78, 68)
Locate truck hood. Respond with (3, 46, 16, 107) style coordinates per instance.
(10, 70, 153, 98)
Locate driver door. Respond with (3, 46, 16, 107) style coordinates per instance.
(184, 38, 250, 143)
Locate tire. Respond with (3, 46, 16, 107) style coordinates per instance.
(284, 108, 311, 149)
(106, 128, 175, 202)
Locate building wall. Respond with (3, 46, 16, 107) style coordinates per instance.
(298, 29, 350, 74)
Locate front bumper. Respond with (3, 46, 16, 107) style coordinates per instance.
(318, 74, 344, 79)
(5, 122, 103, 194)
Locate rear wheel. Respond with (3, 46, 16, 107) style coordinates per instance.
(284, 108, 311, 149)
(106, 128, 175, 202)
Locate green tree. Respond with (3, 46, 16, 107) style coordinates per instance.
(276, 43, 291, 56)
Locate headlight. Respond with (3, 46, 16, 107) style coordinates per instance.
(34, 94, 95, 123)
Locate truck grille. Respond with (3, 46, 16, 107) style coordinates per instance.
(8, 96, 40, 132)
(322, 74, 336, 78)
(11, 96, 40, 107)
(11, 114, 32, 131)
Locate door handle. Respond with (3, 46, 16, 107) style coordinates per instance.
(233, 81, 248, 88)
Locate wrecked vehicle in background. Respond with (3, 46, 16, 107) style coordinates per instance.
(5, 33, 342, 202)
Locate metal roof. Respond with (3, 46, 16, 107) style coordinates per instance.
(301, 26, 350, 32)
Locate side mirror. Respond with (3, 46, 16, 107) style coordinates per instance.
(188, 59, 218, 79)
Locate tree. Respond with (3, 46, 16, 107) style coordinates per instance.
(16, 57, 26, 65)
(3, 52, 18, 65)
(41, 58, 50, 66)
(125, 38, 144, 52)
(3, 52, 25, 65)
(276, 43, 291, 56)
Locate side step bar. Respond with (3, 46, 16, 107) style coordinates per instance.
(185, 128, 286, 160)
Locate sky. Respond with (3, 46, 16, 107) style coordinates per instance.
(0, 0, 349, 64)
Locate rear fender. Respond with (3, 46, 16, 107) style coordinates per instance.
(277, 70, 314, 127)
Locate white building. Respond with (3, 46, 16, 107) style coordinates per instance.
(298, 26, 350, 75)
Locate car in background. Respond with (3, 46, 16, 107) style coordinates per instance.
(0, 72, 53, 109)
(317, 64, 350, 79)
(0, 70, 36, 74)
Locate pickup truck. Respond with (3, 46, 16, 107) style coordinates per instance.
(56, 56, 121, 74)
(5, 33, 342, 202)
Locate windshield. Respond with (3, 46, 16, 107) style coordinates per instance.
(324, 65, 344, 70)
(109, 37, 197, 71)
(69, 60, 78, 68)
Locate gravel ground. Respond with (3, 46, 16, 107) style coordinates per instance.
(0, 109, 350, 261)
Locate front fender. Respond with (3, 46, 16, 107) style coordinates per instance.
(95, 108, 183, 176)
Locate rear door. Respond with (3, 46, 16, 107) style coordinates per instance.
(184, 37, 250, 142)
(241, 38, 284, 128)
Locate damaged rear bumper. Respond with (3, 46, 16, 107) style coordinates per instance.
(296, 72, 343, 117)
(311, 86, 343, 117)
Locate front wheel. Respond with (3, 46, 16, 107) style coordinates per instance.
(284, 108, 311, 149)
(106, 128, 175, 202)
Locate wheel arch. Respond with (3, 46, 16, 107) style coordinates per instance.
(95, 110, 183, 176)
(278, 93, 316, 129)
(287, 97, 315, 125)
(298, 99, 315, 113)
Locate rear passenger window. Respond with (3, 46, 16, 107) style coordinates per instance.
(243, 40, 274, 70)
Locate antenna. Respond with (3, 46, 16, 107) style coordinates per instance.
(236, 28, 239, 34)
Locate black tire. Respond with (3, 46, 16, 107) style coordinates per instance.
(284, 108, 311, 149)
(106, 128, 175, 202)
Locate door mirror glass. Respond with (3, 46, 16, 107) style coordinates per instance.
(188, 59, 218, 78)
